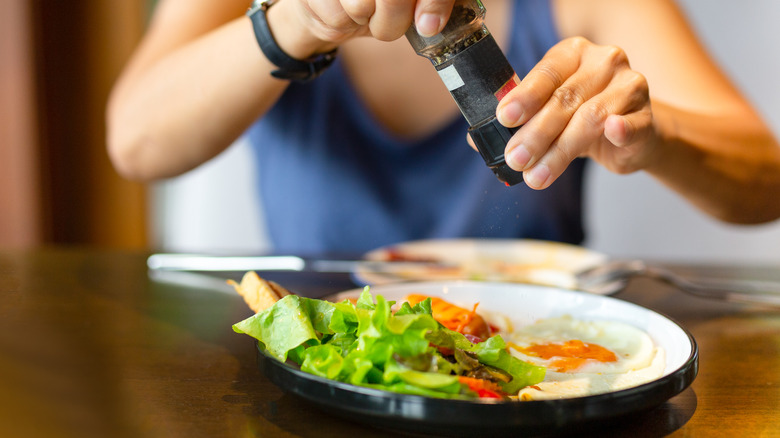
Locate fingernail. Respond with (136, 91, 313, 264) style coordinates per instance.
(505, 145, 531, 170)
(417, 13, 443, 37)
(525, 163, 551, 188)
(497, 101, 523, 126)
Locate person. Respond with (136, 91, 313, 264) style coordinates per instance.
(106, 0, 780, 254)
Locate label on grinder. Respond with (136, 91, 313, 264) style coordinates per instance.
(434, 34, 516, 126)
(438, 65, 466, 91)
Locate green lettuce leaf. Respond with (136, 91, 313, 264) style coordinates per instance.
(232, 294, 357, 362)
(383, 359, 461, 392)
(300, 344, 343, 379)
(232, 289, 545, 399)
(470, 335, 546, 393)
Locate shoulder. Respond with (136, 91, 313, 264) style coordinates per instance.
(551, 0, 688, 43)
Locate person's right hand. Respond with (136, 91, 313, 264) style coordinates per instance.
(296, 0, 457, 44)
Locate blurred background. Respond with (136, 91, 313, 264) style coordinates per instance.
(2, 0, 779, 262)
(1, 0, 150, 249)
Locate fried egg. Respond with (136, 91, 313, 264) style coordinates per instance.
(508, 316, 665, 400)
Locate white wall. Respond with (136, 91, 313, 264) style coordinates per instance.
(151, 137, 271, 254)
(152, 0, 780, 263)
(583, 0, 780, 263)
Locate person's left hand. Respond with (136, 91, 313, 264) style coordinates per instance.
(495, 37, 660, 189)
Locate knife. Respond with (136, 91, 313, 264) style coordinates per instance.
(146, 253, 450, 274)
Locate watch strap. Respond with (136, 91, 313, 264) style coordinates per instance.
(247, 0, 337, 82)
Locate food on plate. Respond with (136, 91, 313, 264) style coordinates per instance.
(507, 316, 666, 400)
(230, 274, 665, 402)
(232, 284, 546, 400)
(373, 247, 579, 288)
(405, 294, 492, 340)
(228, 271, 291, 312)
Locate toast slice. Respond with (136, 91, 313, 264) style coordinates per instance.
(228, 271, 292, 313)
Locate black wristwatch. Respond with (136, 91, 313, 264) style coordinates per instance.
(246, 0, 337, 82)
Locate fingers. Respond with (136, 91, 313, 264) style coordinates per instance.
(306, 0, 366, 39)
(604, 111, 647, 148)
(309, 0, 454, 42)
(414, 0, 456, 37)
(369, 0, 456, 40)
(554, 69, 649, 156)
(496, 37, 588, 128)
(369, 0, 416, 40)
(497, 38, 653, 189)
(340, 0, 375, 25)
(525, 73, 650, 188)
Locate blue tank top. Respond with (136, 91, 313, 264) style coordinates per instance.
(247, 0, 585, 254)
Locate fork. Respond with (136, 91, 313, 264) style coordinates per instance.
(575, 259, 780, 307)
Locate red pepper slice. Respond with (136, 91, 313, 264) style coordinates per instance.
(458, 376, 505, 399)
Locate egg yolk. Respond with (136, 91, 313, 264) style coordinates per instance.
(513, 340, 618, 372)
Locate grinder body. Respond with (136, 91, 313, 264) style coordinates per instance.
(406, 0, 523, 186)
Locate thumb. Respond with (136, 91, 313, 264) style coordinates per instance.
(604, 114, 635, 147)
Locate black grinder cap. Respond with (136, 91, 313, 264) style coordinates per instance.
(468, 116, 524, 186)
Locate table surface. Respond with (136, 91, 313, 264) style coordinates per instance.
(1, 247, 779, 437)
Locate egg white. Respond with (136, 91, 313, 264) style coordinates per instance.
(508, 316, 665, 400)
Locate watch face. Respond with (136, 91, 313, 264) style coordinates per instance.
(258, 0, 277, 9)
(248, 0, 274, 14)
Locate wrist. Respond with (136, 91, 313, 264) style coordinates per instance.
(642, 103, 678, 174)
(247, 0, 338, 82)
(265, 0, 338, 61)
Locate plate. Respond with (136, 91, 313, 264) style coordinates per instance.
(353, 238, 608, 291)
(256, 281, 698, 436)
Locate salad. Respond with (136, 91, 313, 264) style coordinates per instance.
(233, 287, 545, 400)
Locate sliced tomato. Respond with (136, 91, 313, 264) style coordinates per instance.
(458, 376, 505, 399)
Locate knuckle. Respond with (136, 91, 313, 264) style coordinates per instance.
(603, 45, 629, 67)
(623, 71, 650, 107)
(567, 36, 590, 51)
(536, 62, 564, 89)
(321, 8, 359, 30)
(561, 36, 595, 58)
(627, 70, 649, 94)
(341, 0, 373, 20)
(551, 85, 585, 112)
(580, 101, 609, 130)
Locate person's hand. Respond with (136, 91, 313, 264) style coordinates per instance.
(496, 37, 660, 190)
(296, 0, 456, 44)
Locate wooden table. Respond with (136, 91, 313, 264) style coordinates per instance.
(1, 248, 779, 437)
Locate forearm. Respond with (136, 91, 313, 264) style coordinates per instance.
(107, 17, 267, 180)
(107, 0, 455, 181)
(646, 100, 780, 224)
(106, 2, 336, 181)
